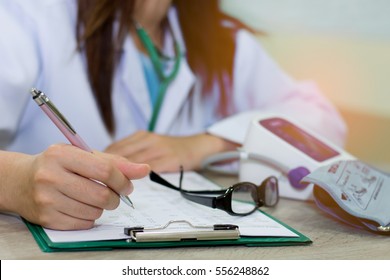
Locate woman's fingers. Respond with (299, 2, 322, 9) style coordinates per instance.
(18, 144, 150, 230)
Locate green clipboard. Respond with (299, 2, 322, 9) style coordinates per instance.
(23, 210, 311, 253)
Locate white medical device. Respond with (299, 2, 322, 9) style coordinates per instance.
(239, 114, 354, 200)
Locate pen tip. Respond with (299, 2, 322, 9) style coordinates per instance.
(121, 196, 135, 209)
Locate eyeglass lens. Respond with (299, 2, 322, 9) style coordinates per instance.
(231, 183, 258, 214)
(263, 177, 278, 206)
(230, 177, 278, 214)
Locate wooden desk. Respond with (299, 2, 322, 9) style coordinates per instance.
(1, 173, 389, 260)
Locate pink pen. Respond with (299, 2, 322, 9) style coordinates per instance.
(30, 88, 134, 208)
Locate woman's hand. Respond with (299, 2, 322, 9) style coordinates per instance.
(105, 131, 238, 173)
(0, 144, 150, 230)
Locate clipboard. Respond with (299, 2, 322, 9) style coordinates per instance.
(23, 172, 312, 252)
(24, 212, 311, 252)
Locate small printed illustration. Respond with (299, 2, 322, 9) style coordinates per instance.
(346, 174, 377, 209)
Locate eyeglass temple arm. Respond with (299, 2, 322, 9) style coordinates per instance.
(150, 170, 234, 213)
(149, 171, 180, 191)
(150, 171, 225, 194)
(150, 170, 224, 210)
(180, 192, 216, 208)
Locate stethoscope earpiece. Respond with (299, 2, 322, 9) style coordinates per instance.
(287, 167, 311, 190)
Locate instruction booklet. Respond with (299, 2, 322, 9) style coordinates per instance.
(302, 160, 390, 233)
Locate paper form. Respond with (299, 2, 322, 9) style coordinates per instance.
(44, 172, 297, 243)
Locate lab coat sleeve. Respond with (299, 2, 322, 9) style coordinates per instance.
(208, 30, 347, 148)
(0, 2, 40, 148)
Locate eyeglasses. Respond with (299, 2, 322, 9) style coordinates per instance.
(149, 170, 279, 216)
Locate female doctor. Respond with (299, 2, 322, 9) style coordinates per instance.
(0, 0, 346, 230)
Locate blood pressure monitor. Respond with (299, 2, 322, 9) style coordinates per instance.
(239, 114, 354, 200)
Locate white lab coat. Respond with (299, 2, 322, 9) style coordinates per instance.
(0, 0, 346, 155)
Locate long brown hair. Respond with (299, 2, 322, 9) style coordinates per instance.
(77, 0, 246, 134)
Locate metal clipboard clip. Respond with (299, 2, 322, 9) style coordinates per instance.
(124, 220, 240, 242)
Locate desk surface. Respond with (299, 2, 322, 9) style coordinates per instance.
(1, 173, 389, 260)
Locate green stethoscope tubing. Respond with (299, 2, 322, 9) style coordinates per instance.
(135, 25, 182, 132)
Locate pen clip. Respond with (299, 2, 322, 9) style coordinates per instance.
(30, 88, 77, 135)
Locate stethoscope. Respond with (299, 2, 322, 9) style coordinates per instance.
(134, 21, 182, 132)
(135, 23, 311, 189)
(201, 149, 311, 190)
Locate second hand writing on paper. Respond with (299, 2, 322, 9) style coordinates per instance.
(30, 88, 134, 208)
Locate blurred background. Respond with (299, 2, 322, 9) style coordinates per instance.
(222, 0, 390, 171)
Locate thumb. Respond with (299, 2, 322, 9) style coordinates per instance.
(94, 150, 150, 179)
(115, 159, 151, 180)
